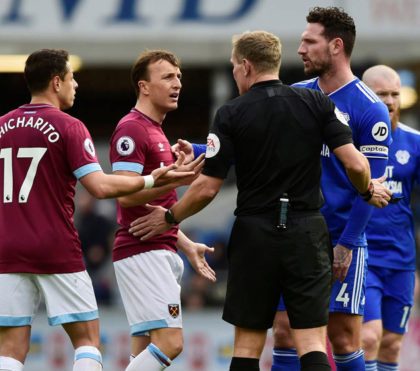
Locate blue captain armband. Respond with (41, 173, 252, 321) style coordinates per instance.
(192, 143, 206, 159)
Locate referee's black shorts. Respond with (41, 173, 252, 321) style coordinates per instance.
(222, 211, 332, 330)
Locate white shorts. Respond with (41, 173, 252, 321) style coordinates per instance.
(0, 271, 98, 327)
(114, 250, 184, 336)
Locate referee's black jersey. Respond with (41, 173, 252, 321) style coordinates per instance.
(202, 80, 353, 216)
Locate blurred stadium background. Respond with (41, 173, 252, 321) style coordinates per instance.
(1, 0, 420, 369)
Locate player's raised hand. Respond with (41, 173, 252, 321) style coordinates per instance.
(171, 138, 195, 163)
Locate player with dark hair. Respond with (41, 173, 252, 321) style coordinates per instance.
(127, 31, 391, 371)
(0, 48, 192, 371)
(271, 7, 392, 371)
(109, 49, 213, 371)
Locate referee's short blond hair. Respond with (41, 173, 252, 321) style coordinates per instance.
(232, 31, 281, 75)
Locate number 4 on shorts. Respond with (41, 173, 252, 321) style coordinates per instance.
(335, 282, 350, 308)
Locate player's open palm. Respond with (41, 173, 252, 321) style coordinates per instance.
(151, 153, 195, 187)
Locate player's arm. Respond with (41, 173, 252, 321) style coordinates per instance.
(171, 138, 206, 163)
(176, 230, 216, 282)
(129, 174, 224, 240)
(115, 153, 205, 207)
(79, 162, 184, 199)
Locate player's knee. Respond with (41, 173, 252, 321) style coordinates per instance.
(272, 322, 294, 348)
(272, 311, 293, 348)
(329, 332, 358, 353)
(362, 327, 381, 353)
(380, 334, 403, 359)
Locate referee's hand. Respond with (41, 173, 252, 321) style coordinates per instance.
(333, 244, 352, 282)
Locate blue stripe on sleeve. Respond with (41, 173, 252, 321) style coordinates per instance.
(112, 161, 144, 174)
(73, 163, 102, 179)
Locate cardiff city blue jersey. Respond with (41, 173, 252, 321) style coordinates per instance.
(365, 123, 420, 270)
(293, 77, 391, 248)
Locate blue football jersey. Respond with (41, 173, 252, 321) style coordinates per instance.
(293, 77, 391, 248)
(365, 123, 420, 270)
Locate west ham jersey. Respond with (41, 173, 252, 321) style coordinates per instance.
(0, 104, 102, 273)
(109, 108, 178, 262)
(366, 123, 420, 270)
(293, 77, 391, 248)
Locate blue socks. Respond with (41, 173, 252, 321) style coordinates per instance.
(271, 348, 300, 371)
(333, 349, 365, 370)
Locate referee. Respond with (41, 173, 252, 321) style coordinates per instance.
(128, 31, 392, 371)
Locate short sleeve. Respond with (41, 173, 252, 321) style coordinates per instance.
(202, 106, 234, 179)
(110, 121, 149, 174)
(64, 120, 102, 179)
(357, 102, 391, 161)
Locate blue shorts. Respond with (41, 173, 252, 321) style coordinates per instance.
(363, 266, 415, 334)
(277, 247, 366, 315)
(329, 247, 367, 315)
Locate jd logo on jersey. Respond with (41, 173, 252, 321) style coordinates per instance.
(168, 304, 180, 318)
(371, 122, 389, 142)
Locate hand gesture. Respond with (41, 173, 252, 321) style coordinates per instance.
(183, 242, 216, 282)
(333, 244, 352, 282)
(367, 175, 392, 208)
(172, 139, 195, 164)
(150, 152, 195, 187)
(129, 204, 170, 240)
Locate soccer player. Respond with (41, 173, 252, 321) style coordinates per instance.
(271, 7, 392, 371)
(109, 49, 213, 371)
(127, 31, 391, 371)
(0, 49, 193, 371)
(361, 65, 420, 371)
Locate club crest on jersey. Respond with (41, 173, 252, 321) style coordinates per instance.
(206, 133, 220, 158)
(396, 150, 410, 165)
(168, 304, 180, 318)
(334, 107, 349, 125)
(371, 122, 389, 142)
(117, 136, 135, 156)
(84, 138, 95, 157)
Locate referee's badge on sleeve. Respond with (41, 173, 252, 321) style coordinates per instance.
(168, 304, 180, 318)
(206, 133, 220, 158)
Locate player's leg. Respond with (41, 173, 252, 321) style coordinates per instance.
(0, 274, 39, 370)
(36, 271, 102, 371)
(130, 335, 150, 362)
(329, 247, 367, 371)
(114, 250, 184, 370)
(63, 320, 102, 371)
(362, 266, 384, 370)
(272, 308, 299, 371)
(376, 269, 415, 370)
(0, 327, 29, 371)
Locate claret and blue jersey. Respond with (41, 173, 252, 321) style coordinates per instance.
(293, 77, 391, 248)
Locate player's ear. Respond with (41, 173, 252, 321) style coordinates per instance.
(51, 75, 61, 93)
(330, 37, 343, 56)
(139, 80, 149, 96)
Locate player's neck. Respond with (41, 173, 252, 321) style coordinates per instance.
(135, 101, 166, 125)
(318, 63, 354, 95)
(30, 93, 59, 108)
